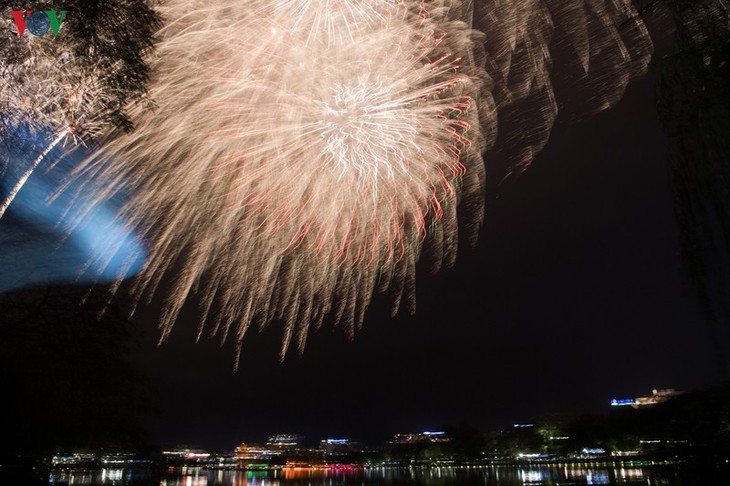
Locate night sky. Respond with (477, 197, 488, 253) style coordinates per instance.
(127, 32, 726, 450)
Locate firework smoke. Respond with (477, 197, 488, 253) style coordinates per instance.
(8, 0, 652, 366)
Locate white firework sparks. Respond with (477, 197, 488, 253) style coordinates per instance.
(65, 0, 487, 366)
(270, 0, 405, 46)
(53, 0, 652, 367)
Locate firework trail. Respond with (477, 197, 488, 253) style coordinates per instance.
(473, 0, 653, 172)
(14, 0, 651, 366)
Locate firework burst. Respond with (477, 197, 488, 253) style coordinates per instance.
(45, 0, 653, 367)
(63, 0, 487, 366)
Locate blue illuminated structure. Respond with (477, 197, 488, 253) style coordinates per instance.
(0, 120, 147, 293)
(610, 399, 635, 407)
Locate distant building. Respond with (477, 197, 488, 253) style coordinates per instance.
(161, 448, 212, 465)
(319, 438, 364, 455)
(235, 434, 313, 466)
(267, 434, 305, 450)
(610, 388, 685, 409)
(391, 431, 451, 445)
(51, 452, 150, 467)
(610, 398, 635, 407)
(235, 443, 278, 461)
(51, 453, 96, 466)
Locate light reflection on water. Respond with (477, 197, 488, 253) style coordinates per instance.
(45, 463, 727, 485)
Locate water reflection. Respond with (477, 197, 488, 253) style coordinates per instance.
(585, 469, 610, 485)
(517, 468, 549, 483)
(46, 463, 728, 485)
(49, 467, 154, 484)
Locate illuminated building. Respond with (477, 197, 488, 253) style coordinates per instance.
(610, 398, 635, 407)
(51, 453, 96, 466)
(235, 443, 277, 461)
(236, 435, 311, 466)
(51, 453, 152, 467)
(266, 434, 305, 450)
(161, 448, 212, 465)
(319, 438, 364, 455)
(391, 431, 451, 444)
(610, 388, 685, 409)
(236, 443, 282, 465)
